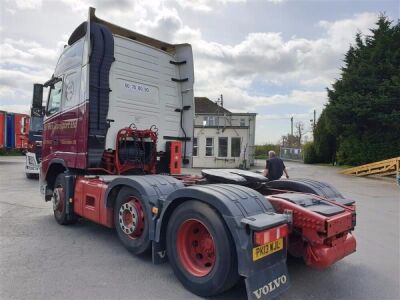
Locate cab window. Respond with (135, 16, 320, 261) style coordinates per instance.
(47, 80, 63, 115)
(62, 71, 79, 109)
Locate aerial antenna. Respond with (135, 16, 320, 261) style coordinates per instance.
(216, 94, 224, 107)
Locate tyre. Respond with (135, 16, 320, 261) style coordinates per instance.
(53, 173, 77, 225)
(114, 187, 151, 255)
(166, 200, 239, 297)
(266, 179, 343, 198)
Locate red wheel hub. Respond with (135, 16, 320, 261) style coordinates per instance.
(176, 219, 216, 277)
(118, 197, 145, 239)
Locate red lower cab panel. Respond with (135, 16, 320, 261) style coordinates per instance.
(266, 193, 356, 269)
(73, 177, 114, 228)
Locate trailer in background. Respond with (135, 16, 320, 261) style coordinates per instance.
(6, 113, 15, 148)
(0, 111, 30, 151)
(14, 114, 29, 149)
(0, 111, 5, 148)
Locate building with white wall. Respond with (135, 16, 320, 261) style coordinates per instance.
(192, 97, 256, 168)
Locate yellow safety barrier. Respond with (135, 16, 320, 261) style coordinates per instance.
(340, 157, 400, 177)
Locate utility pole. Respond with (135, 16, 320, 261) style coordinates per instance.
(220, 94, 223, 107)
(313, 109, 316, 129)
(290, 116, 293, 136)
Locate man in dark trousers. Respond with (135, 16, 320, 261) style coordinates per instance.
(263, 150, 289, 181)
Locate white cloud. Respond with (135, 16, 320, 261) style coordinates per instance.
(0, 104, 30, 114)
(174, 0, 286, 12)
(7, 0, 43, 10)
(0, 0, 381, 142)
(0, 38, 61, 69)
(174, 0, 246, 12)
(0, 37, 61, 112)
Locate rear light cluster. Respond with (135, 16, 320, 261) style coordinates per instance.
(254, 224, 289, 246)
(352, 212, 357, 228)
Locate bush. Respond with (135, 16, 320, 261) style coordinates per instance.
(336, 134, 400, 165)
(303, 142, 318, 164)
(255, 144, 280, 158)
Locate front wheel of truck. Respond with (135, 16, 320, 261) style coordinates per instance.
(52, 173, 77, 225)
(166, 200, 239, 297)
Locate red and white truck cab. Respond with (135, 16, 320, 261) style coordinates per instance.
(39, 8, 194, 198)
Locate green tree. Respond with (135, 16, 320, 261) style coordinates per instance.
(255, 144, 280, 159)
(313, 110, 336, 163)
(315, 15, 400, 165)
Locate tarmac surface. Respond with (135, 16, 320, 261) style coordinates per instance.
(0, 156, 399, 300)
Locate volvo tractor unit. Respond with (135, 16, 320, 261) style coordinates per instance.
(35, 8, 356, 300)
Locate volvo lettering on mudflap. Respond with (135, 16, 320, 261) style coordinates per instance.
(34, 7, 292, 300)
(252, 275, 288, 300)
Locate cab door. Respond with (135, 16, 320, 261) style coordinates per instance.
(42, 38, 84, 169)
(58, 69, 81, 162)
(42, 79, 63, 161)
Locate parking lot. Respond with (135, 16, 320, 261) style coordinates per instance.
(0, 156, 399, 300)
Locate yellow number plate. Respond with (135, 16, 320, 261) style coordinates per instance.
(252, 238, 284, 261)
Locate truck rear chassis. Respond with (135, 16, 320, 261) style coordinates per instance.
(52, 173, 292, 299)
(49, 168, 356, 299)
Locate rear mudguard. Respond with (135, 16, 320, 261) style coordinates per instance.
(102, 177, 291, 299)
(102, 174, 185, 240)
(156, 184, 291, 300)
(266, 178, 355, 206)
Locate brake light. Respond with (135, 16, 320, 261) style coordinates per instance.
(254, 224, 289, 246)
(352, 212, 357, 228)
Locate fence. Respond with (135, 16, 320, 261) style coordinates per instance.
(280, 147, 303, 161)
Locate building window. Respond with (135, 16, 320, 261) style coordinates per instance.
(205, 137, 214, 156)
(231, 137, 241, 157)
(240, 118, 245, 126)
(203, 116, 219, 126)
(193, 137, 198, 156)
(218, 137, 228, 157)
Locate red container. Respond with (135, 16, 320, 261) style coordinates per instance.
(0, 111, 5, 148)
(14, 113, 30, 149)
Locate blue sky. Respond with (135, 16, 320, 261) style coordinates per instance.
(0, 0, 398, 143)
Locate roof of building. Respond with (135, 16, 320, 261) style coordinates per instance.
(194, 97, 231, 115)
(194, 97, 257, 116)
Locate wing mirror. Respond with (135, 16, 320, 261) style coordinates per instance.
(31, 83, 44, 116)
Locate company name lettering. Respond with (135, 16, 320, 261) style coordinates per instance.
(44, 119, 78, 131)
(253, 275, 287, 299)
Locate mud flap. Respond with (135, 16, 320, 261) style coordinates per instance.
(151, 241, 168, 264)
(245, 261, 290, 300)
(64, 174, 77, 222)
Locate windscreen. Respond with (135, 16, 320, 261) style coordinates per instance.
(30, 116, 43, 132)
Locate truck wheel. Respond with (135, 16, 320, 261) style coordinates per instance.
(53, 173, 77, 225)
(166, 201, 239, 297)
(114, 187, 151, 254)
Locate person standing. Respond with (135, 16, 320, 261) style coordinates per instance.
(263, 150, 289, 181)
